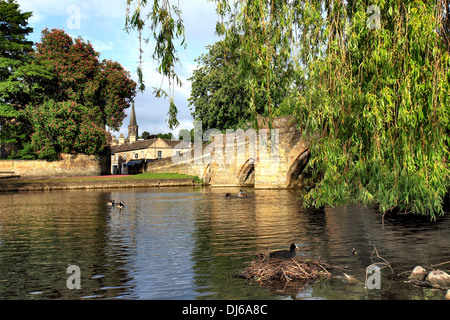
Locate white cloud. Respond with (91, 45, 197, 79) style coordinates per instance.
(87, 38, 115, 52)
(28, 12, 46, 24)
(80, 0, 126, 19)
(19, 0, 71, 15)
(18, 0, 126, 19)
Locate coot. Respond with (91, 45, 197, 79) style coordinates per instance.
(269, 243, 299, 259)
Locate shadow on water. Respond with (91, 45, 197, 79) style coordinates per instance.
(0, 187, 449, 299)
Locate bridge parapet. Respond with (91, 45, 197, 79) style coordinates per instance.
(145, 118, 310, 188)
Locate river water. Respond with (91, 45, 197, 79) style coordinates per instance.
(0, 187, 449, 300)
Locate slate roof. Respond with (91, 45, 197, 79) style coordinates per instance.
(111, 138, 191, 153)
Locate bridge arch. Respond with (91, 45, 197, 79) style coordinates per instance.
(202, 162, 212, 184)
(238, 158, 255, 186)
(286, 149, 310, 187)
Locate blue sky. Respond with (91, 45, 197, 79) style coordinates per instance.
(17, 0, 220, 138)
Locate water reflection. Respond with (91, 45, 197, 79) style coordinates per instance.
(0, 191, 134, 299)
(0, 187, 449, 300)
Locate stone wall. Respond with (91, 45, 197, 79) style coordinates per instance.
(144, 147, 211, 181)
(254, 127, 309, 188)
(0, 154, 107, 178)
(0, 178, 196, 192)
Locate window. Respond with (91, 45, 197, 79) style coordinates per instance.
(141, 151, 144, 159)
(157, 150, 162, 159)
(123, 153, 126, 160)
(134, 152, 138, 159)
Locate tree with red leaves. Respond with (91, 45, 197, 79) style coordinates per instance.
(25, 28, 136, 160)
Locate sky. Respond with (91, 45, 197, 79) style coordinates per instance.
(17, 0, 220, 138)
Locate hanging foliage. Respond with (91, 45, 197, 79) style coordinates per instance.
(296, 0, 450, 219)
(125, 0, 185, 129)
(125, 0, 450, 218)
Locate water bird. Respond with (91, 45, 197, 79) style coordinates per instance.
(107, 200, 115, 206)
(269, 243, 299, 259)
(237, 189, 248, 198)
(115, 201, 124, 209)
(352, 248, 358, 255)
(225, 193, 233, 198)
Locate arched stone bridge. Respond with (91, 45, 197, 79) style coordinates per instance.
(145, 116, 310, 188)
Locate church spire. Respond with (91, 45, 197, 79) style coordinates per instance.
(129, 102, 137, 127)
(128, 102, 138, 142)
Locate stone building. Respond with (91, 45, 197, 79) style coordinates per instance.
(109, 103, 191, 174)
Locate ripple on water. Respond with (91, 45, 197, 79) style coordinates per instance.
(0, 188, 449, 300)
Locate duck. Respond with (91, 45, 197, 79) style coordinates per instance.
(107, 200, 115, 206)
(269, 243, 299, 259)
(115, 201, 124, 209)
(352, 248, 358, 255)
(237, 189, 248, 198)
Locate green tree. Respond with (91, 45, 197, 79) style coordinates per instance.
(25, 28, 137, 160)
(178, 128, 190, 141)
(0, 0, 52, 158)
(157, 132, 173, 140)
(189, 33, 293, 130)
(188, 37, 254, 130)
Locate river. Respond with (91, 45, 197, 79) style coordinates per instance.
(0, 187, 449, 300)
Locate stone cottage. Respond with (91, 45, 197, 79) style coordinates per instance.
(109, 103, 191, 174)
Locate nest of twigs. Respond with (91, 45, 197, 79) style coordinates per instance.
(238, 253, 333, 284)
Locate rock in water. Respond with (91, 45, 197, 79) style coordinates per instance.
(408, 266, 428, 281)
(425, 270, 450, 287)
(343, 273, 358, 284)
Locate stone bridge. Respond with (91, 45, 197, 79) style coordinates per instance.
(145, 116, 310, 188)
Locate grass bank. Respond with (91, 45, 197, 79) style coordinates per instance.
(0, 172, 201, 192)
(10, 172, 197, 183)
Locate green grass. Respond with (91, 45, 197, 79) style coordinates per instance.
(2, 172, 196, 183)
(121, 172, 196, 180)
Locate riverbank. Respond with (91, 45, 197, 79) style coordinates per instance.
(0, 172, 201, 192)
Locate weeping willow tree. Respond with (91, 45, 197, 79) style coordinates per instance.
(294, 0, 450, 220)
(125, 0, 450, 219)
